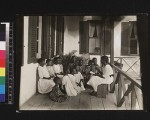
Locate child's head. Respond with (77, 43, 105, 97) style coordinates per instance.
(76, 59, 80, 66)
(58, 57, 62, 64)
(63, 68, 70, 75)
(71, 67, 77, 75)
(46, 59, 53, 66)
(53, 77, 62, 85)
(70, 56, 76, 63)
(76, 66, 80, 72)
(79, 59, 83, 66)
(54, 57, 59, 64)
(88, 60, 94, 66)
(101, 56, 109, 66)
(37, 58, 45, 67)
(92, 58, 97, 64)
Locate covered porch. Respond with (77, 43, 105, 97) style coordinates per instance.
(18, 15, 145, 110)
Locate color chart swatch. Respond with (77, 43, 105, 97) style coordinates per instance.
(0, 24, 6, 102)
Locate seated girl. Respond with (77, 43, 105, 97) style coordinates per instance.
(49, 77, 68, 103)
(82, 61, 92, 87)
(61, 69, 79, 96)
(68, 55, 76, 73)
(58, 57, 64, 74)
(37, 58, 55, 94)
(53, 57, 63, 78)
(46, 59, 56, 77)
(87, 56, 114, 96)
(91, 58, 102, 75)
(77, 59, 85, 75)
(72, 67, 85, 91)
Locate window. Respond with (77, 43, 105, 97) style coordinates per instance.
(88, 21, 101, 54)
(79, 20, 111, 55)
(121, 21, 139, 56)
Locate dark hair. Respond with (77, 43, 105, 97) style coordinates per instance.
(70, 66, 77, 74)
(79, 59, 83, 62)
(46, 59, 52, 63)
(70, 56, 76, 63)
(58, 56, 62, 59)
(88, 60, 93, 65)
(92, 57, 97, 61)
(101, 56, 109, 64)
(54, 57, 59, 63)
(37, 58, 45, 64)
(53, 77, 61, 84)
(63, 68, 70, 75)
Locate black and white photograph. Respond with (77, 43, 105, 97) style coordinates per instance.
(18, 15, 143, 110)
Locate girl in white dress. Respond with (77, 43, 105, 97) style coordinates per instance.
(73, 67, 85, 91)
(37, 58, 55, 94)
(62, 69, 78, 96)
(87, 56, 114, 96)
(53, 57, 63, 78)
(46, 59, 55, 77)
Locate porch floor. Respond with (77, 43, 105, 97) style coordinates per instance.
(20, 87, 137, 110)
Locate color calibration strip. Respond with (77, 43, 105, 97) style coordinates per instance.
(0, 24, 6, 102)
(0, 22, 14, 104)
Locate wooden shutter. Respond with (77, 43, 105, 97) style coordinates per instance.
(56, 16, 64, 55)
(79, 21, 89, 54)
(121, 22, 130, 55)
(51, 16, 56, 57)
(41, 16, 51, 59)
(28, 16, 38, 64)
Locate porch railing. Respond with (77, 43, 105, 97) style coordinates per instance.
(113, 56, 141, 79)
(110, 64, 143, 110)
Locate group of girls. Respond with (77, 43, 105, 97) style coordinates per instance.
(37, 56, 85, 103)
(37, 55, 114, 102)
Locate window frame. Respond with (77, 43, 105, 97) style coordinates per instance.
(121, 21, 139, 56)
(79, 20, 111, 55)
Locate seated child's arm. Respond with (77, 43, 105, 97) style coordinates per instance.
(59, 85, 66, 94)
(76, 79, 83, 87)
(93, 73, 105, 78)
(43, 77, 52, 79)
(60, 72, 63, 75)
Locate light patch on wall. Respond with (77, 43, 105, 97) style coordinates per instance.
(19, 63, 38, 107)
(64, 16, 80, 55)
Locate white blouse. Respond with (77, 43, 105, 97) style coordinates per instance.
(38, 65, 50, 79)
(102, 64, 113, 79)
(53, 64, 62, 74)
(46, 66, 55, 76)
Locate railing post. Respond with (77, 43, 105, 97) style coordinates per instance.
(110, 71, 120, 93)
(131, 85, 137, 110)
(120, 58, 122, 64)
(117, 74, 122, 106)
(134, 86, 143, 109)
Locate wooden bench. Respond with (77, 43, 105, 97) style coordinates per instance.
(97, 84, 108, 98)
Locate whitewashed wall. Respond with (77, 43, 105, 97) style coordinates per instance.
(19, 16, 38, 107)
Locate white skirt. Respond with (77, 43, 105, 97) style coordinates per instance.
(87, 76, 113, 92)
(62, 76, 78, 96)
(38, 78, 55, 94)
